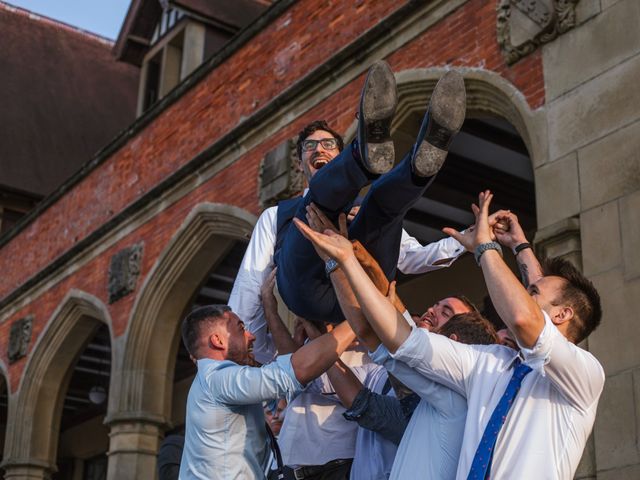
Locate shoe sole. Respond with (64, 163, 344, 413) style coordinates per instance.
(413, 71, 466, 177)
(358, 61, 398, 174)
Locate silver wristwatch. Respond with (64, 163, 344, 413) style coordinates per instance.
(325, 258, 340, 277)
(474, 242, 503, 266)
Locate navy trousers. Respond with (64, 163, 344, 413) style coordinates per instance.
(275, 144, 432, 324)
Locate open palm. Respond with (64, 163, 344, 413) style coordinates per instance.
(293, 217, 354, 263)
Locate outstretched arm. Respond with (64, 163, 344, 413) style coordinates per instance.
(325, 359, 364, 409)
(443, 191, 545, 348)
(293, 217, 411, 353)
(493, 211, 543, 288)
(290, 320, 356, 384)
(295, 312, 378, 418)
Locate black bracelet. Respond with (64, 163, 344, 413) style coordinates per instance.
(514, 242, 532, 255)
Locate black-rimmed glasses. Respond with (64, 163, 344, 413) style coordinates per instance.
(301, 138, 338, 152)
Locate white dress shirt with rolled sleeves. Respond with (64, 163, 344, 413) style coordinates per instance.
(228, 201, 465, 364)
(391, 312, 605, 480)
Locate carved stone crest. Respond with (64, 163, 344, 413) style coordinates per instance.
(8, 315, 33, 364)
(258, 138, 305, 210)
(497, 0, 580, 65)
(108, 243, 144, 304)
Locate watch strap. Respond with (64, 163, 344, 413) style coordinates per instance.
(325, 258, 340, 277)
(474, 242, 503, 266)
(514, 242, 532, 255)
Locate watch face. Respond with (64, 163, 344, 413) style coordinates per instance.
(325, 258, 339, 275)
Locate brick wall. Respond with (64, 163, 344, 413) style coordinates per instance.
(0, 0, 544, 391)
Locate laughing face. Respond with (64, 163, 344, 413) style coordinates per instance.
(415, 297, 472, 331)
(300, 129, 340, 182)
(223, 312, 256, 366)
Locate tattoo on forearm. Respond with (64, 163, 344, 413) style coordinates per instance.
(518, 261, 530, 288)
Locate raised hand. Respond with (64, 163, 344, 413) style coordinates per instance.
(443, 190, 494, 251)
(293, 317, 309, 346)
(260, 268, 278, 313)
(293, 217, 354, 264)
(298, 317, 324, 340)
(493, 211, 528, 250)
(306, 203, 348, 238)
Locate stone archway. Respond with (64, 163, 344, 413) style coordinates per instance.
(1, 291, 113, 480)
(105, 203, 256, 480)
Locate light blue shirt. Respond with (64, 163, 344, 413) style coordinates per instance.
(349, 364, 399, 480)
(179, 354, 303, 480)
(370, 343, 467, 480)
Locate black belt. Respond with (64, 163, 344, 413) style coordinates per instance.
(286, 458, 352, 480)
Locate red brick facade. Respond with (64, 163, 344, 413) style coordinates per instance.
(0, 0, 544, 393)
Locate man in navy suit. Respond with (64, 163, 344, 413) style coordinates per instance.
(229, 61, 467, 362)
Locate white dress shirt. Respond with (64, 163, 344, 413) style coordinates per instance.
(370, 344, 467, 480)
(228, 201, 465, 364)
(392, 312, 605, 479)
(278, 353, 376, 466)
(179, 355, 302, 480)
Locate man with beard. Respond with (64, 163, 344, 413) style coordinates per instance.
(178, 305, 357, 480)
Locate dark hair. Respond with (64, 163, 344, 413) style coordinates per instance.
(450, 294, 480, 314)
(181, 305, 231, 357)
(438, 311, 498, 345)
(296, 120, 344, 160)
(480, 295, 505, 331)
(542, 257, 602, 343)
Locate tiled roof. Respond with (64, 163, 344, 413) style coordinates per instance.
(0, 1, 139, 196)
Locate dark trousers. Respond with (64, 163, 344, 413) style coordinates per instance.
(276, 144, 432, 323)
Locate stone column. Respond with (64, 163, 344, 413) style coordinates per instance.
(1, 459, 54, 480)
(105, 415, 164, 480)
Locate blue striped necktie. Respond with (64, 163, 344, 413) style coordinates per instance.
(467, 358, 532, 479)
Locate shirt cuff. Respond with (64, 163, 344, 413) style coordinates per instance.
(342, 388, 372, 421)
(369, 343, 391, 365)
(518, 310, 555, 374)
(277, 353, 305, 393)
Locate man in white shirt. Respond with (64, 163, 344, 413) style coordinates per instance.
(230, 61, 466, 363)
(178, 304, 357, 480)
(331, 312, 497, 480)
(294, 189, 605, 479)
